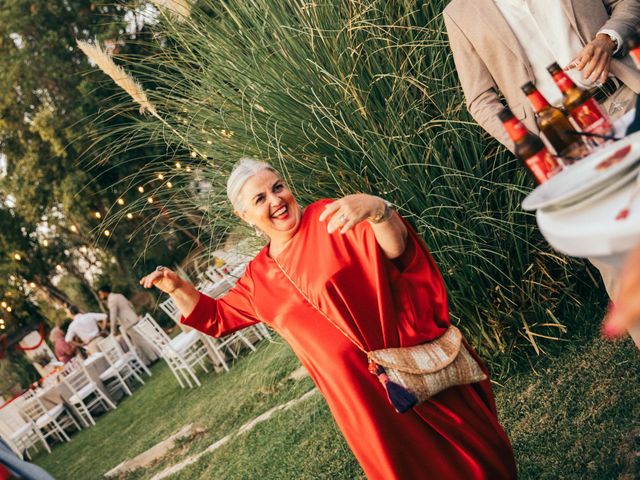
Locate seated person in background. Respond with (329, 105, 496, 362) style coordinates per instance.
(64, 305, 107, 355)
(49, 325, 76, 363)
(603, 243, 640, 339)
(443, 0, 640, 151)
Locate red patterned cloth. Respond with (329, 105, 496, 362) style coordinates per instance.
(182, 200, 516, 479)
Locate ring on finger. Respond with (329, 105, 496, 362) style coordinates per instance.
(338, 213, 348, 223)
(156, 266, 166, 272)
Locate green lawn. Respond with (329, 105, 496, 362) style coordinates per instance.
(34, 333, 639, 479)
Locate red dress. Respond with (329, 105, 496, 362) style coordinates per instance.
(182, 200, 517, 479)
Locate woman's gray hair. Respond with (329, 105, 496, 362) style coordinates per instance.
(226, 158, 279, 211)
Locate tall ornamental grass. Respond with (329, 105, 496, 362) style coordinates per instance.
(91, 0, 605, 373)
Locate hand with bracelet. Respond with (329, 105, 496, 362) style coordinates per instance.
(318, 194, 408, 259)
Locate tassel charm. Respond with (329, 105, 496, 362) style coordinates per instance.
(369, 361, 417, 413)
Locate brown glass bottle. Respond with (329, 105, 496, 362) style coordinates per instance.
(521, 82, 588, 162)
(547, 62, 613, 144)
(498, 107, 561, 184)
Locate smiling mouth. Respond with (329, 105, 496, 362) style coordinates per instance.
(271, 205, 289, 219)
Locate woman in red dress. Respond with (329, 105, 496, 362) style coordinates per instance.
(141, 159, 517, 479)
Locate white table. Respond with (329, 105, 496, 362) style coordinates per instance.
(535, 110, 640, 347)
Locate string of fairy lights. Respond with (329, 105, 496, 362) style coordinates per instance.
(1, 150, 211, 332)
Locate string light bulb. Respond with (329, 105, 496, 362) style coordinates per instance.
(126, 213, 133, 219)
(29, 282, 36, 288)
(70, 225, 78, 233)
(186, 166, 192, 172)
(0, 325, 4, 330)
(117, 198, 125, 205)
(157, 173, 164, 180)
(94, 211, 102, 219)
(80, 246, 88, 253)
(138, 186, 145, 193)
(190, 151, 197, 158)
(56, 264, 63, 272)
(175, 162, 182, 169)
(1, 302, 6, 308)
(6, 307, 11, 312)
(13, 253, 21, 261)
(43, 239, 49, 247)
(103, 230, 111, 237)
(147, 196, 154, 204)
(166, 182, 173, 188)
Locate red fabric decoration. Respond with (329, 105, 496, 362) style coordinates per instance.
(182, 200, 517, 479)
(15, 323, 46, 351)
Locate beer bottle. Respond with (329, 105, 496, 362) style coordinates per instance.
(521, 82, 588, 161)
(498, 107, 562, 184)
(547, 62, 613, 144)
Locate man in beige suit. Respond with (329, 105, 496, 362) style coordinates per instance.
(444, 0, 640, 151)
(98, 285, 158, 364)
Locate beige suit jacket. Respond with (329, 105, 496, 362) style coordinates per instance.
(107, 292, 140, 333)
(444, 0, 640, 150)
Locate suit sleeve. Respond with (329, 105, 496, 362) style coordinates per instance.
(180, 267, 260, 337)
(443, 11, 515, 152)
(602, 0, 640, 55)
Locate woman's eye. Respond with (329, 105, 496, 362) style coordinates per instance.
(255, 196, 264, 205)
(274, 183, 283, 192)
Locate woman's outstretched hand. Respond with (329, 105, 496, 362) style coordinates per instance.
(139, 266, 183, 294)
(602, 244, 640, 338)
(319, 194, 385, 234)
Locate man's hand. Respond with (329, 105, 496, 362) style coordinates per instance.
(603, 244, 640, 338)
(566, 33, 615, 84)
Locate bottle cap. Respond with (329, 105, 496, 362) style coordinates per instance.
(547, 62, 561, 75)
(521, 82, 536, 95)
(497, 107, 514, 122)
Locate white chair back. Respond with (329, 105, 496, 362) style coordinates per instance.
(18, 390, 47, 423)
(97, 335, 126, 365)
(159, 297, 181, 322)
(133, 314, 171, 354)
(61, 358, 92, 394)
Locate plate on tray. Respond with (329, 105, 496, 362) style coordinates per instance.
(522, 131, 640, 211)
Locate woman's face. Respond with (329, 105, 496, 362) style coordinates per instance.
(237, 169, 302, 243)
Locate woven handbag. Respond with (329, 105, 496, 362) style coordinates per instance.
(366, 326, 487, 412)
(274, 258, 487, 413)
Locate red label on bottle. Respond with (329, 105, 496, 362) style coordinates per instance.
(569, 98, 612, 136)
(553, 72, 574, 92)
(631, 48, 640, 69)
(503, 117, 527, 141)
(525, 148, 561, 184)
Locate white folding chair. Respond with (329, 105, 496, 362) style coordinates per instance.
(97, 335, 146, 397)
(0, 404, 50, 460)
(159, 297, 181, 323)
(61, 357, 116, 427)
(19, 389, 81, 444)
(132, 314, 209, 388)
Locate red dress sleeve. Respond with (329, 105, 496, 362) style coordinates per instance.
(180, 267, 260, 337)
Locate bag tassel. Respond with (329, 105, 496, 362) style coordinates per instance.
(368, 361, 417, 413)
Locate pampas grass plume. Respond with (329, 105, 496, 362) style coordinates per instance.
(149, 0, 191, 21)
(76, 40, 157, 116)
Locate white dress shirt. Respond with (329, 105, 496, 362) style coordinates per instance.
(65, 312, 107, 343)
(494, 0, 621, 105)
(107, 292, 140, 332)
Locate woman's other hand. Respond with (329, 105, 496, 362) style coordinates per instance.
(140, 266, 183, 294)
(319, 194, 385, 234)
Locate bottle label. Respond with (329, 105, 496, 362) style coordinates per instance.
(569, 98, 613, 136)
(525, 149, 561, 184)
(527, 90, 550, 113)
(503, 117, 527, 141)
(631, 48, 640, 69)
(553, 72, 575, 92)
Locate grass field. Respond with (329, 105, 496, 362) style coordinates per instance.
(33, 325, 639, 480)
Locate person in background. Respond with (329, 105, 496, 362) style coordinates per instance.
(603, 243, 640, 339)
(443, 0, 640, 151)
(48, 325, 76, 363)
(97, 285, 158, 364)
(64, 305, 107, 355)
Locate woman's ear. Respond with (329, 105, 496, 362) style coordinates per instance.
(234, 209, 249, 224)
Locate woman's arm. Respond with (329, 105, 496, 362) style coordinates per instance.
(319, 194, 408, 259)
(140, 266, 260, 337)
